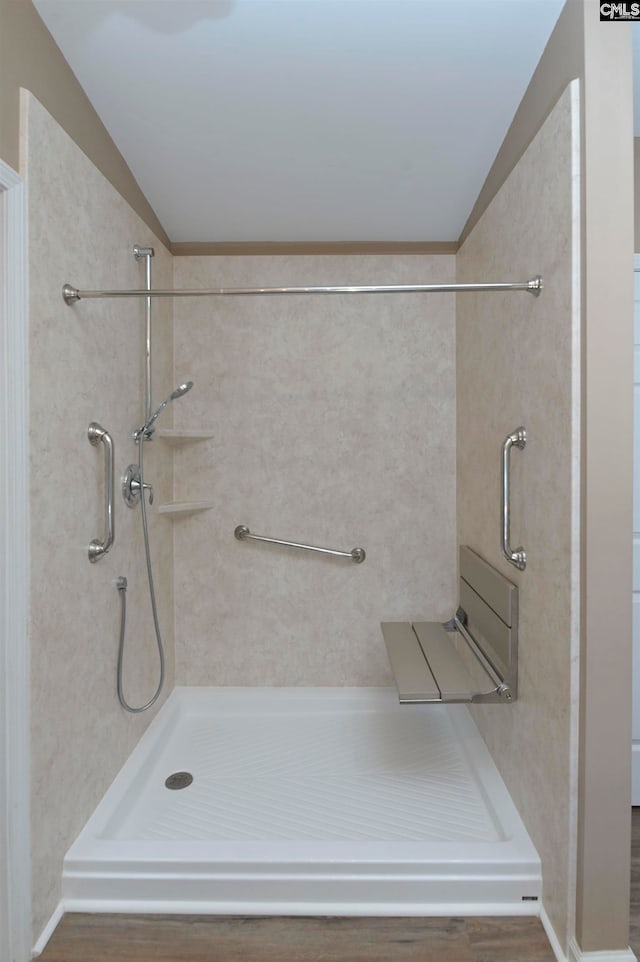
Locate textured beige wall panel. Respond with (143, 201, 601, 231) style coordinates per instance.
(172, 254, 457, 686)
(25, 93, 174, 941)
(457, 85, 578, 946)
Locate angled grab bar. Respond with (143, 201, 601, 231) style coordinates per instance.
(501, 427, 526, 571)
(234, 525, 365, 564)
(88, 422, 114, 563)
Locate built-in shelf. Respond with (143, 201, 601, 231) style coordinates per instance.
(155, 429, 214, 444)
(155, 430, 214, 516)
(156, 501, 214, 516)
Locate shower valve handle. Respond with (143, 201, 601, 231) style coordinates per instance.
(122, 464, 154, 507)
(133, 478, 154, 505)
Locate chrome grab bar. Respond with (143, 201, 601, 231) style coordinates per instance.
(234, 525, 366, 564)
(501, 427, 526, 571)
(88, 422, 114, 563)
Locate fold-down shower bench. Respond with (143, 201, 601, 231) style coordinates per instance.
(382, 546, 518, 704)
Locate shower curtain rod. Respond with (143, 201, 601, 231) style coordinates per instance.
(62, 276, 543, 304)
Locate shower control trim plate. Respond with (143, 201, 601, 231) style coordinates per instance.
(122, 464, 154, 507)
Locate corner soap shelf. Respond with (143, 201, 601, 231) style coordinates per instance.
(155, 428, 214, 516)
(156, 500, 213, 516)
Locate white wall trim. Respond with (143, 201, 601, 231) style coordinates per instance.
(567, 939, 637, 962)
(540, 905, 569, 962)
(633, 254, 640, 804)
(632, 740, 640, 806)
(31, 903, 63, 959)
(567, 74, 582, 947)
(543, 905, 639, 962)
(0, 157, 31, 961)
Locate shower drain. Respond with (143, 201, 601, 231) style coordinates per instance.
(164, 771, 193, 790)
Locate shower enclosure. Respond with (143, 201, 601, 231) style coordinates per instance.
(57, 245, 544, 916)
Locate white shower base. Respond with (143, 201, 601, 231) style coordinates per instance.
(63, 687, 541, 915)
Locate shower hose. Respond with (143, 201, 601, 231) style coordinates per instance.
(116, 436, 165, 713)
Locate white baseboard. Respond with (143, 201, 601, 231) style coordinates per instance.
(632, 741, 640, 805)
(540, 906, 569, 962)
(539, 906, 637, 962)
(31, 901, 64, 958)
(567, 937, 637, 962)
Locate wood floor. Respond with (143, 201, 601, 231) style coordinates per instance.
(39, 915, 556, 962)
(38, 808, 640, 960)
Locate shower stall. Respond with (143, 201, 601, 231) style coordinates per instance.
(57, 243, 543, 916)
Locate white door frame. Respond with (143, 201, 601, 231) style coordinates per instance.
(634, 256, 640, 805)
(0, 158, 31, 961)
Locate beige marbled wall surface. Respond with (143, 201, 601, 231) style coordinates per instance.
(172, 255, 456, 685)
(24, 94, 175, 940)
(457, 83, 578, 946)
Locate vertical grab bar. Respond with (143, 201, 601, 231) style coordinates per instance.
(501, 427, 527, 571)
(88, 422, 114, 563)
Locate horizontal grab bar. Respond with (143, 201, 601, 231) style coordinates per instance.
(234, 525, 366, 564)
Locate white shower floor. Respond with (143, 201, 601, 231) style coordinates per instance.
(63, 687, 541, 915)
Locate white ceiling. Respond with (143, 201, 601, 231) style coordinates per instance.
(34, 0, 566, 244)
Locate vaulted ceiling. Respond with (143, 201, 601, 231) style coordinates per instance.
(34, 0, 566, 243)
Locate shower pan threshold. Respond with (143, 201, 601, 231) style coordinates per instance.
(63, 687, 541, 916)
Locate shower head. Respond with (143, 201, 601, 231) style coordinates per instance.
(134, 381, 194, 440)
(169, 382, 193, 401)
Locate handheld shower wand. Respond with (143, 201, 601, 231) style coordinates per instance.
(133, 381, 193, 441)
(118, 378, 194, 713)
